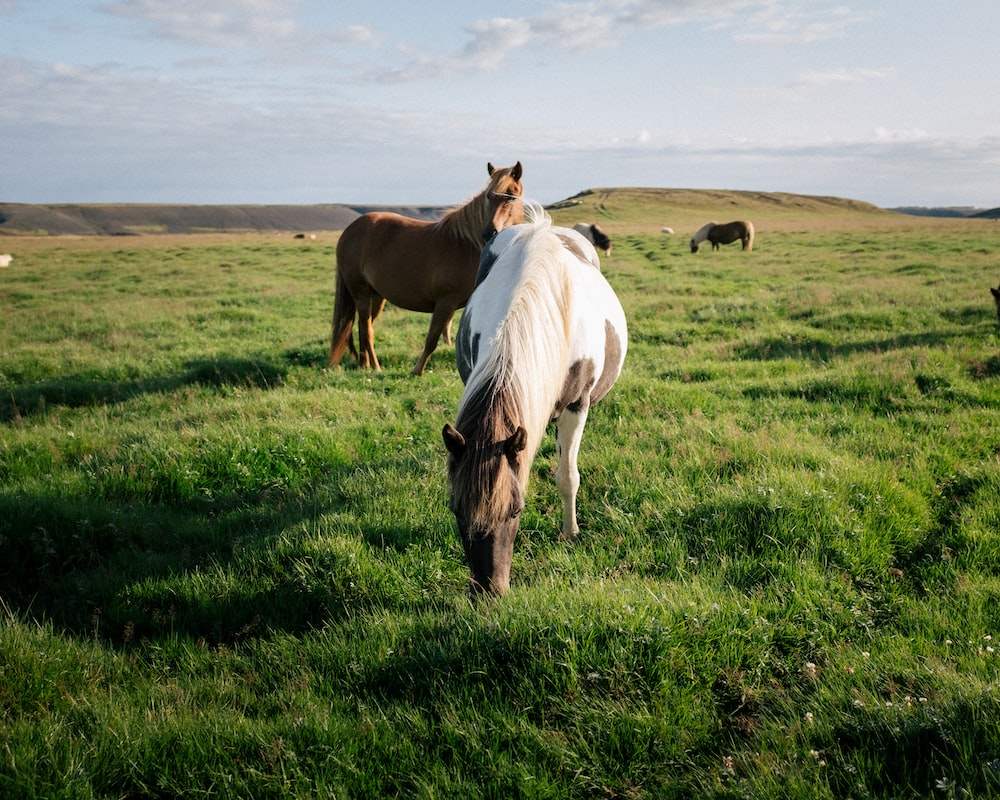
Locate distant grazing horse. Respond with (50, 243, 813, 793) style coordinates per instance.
(0, 254, 11, 268)
(690, 220, 755, 253)
(442, 206, 628, 595)
(991, 284, 1000, 324)
(572, 222, 612, 255)
(328, 161, 524, 376)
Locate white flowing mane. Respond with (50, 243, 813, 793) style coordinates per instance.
(691, 221, 718, 244)
(457, 204, 574, 461)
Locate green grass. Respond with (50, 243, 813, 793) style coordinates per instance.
(2, 206, 1000, 798)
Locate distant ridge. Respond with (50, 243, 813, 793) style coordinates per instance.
(5, 189, 993, 236)
(891, 205, 1000, 219)
(0, 202, 448, 236)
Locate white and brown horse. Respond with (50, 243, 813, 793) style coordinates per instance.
(328, 161, 524, 376)
(442, 206, 628, 595)
(690, 220, 755, 253)
(572, 222, 612, 255)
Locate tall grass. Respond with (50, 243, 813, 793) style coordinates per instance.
(2, 209, 999, 798)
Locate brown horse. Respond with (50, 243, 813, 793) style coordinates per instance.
(690, 220, 755, 253)
(992, 284, 1000, 324)
(328, 162, 524, 376)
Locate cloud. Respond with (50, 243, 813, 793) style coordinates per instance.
(100, 0, 305, 48)
(793, 66, 897, 89)
(730, 3, 872, 45)
(96, 1, 875, 86)
(727, 64, 897, 104)
(366, 0, 821, 83)
(872, 127, 930, 143)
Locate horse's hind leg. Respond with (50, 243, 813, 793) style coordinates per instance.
(357, 294, 385, 370)
(329, 278, 358, 367)
(328, 313, 355, 367)
(411, 303, 455, 376)
(555, 406, 590, 540)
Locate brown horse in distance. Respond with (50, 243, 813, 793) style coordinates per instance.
(992, 284, 1000, 324)
(690, 220, 755, 253)
(328, 162, 524, 376)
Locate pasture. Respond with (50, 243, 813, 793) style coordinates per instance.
(2, 190, 1000, 798)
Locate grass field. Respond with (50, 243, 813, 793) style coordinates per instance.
(2, 190, 1000, 798)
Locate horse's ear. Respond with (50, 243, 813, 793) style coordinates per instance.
(487, 162, 496, 176)
(443, 424, 467, 459)
(504, 427, 527, 461)
(512, 161, 522, 180)
(992, 287, 1000, 299)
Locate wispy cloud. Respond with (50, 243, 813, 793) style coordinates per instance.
(367, 1, 863, 83)
(96, 1, 874, 84)
(792, 66, 897, 88)
(730, 3, 872, 45)
(101, 0, 306, 49)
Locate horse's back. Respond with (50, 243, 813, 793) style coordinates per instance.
(337, 211, 477, 312)
(338, 211, 430, 260)
(458, 223, 626, 405)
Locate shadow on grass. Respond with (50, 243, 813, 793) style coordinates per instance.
(1, 342, 462, 644)
(735, 330, 964, 363)
(1, 357, 288, 423)
(0, 452, 448, 647)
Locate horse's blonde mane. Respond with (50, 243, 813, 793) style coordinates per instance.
(435, 168, 523, 248)
(435, 192, 492, 248)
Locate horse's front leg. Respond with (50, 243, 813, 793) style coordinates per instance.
(411, 303, 455, 376)
(555, 406, 590, 541)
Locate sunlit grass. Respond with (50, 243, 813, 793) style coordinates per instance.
(2, 210, 1000, 798)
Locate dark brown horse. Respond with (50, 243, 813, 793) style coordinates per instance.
(572, 222, 612, 255)
(328, 161, 524, 376)
(690, 220, 755, 253)
(992, 284, 1000, 324)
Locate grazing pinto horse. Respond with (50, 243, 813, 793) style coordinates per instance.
(572, 222, 613, 255)
(328, 161, 524, 376)
(992, 284, 1000, 324)
(442, 207, 628, 595)
(690, 220, 755, 253)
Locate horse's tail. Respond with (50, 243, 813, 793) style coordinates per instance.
(744, 221, 755, 252)
(328, 262, 357, 367)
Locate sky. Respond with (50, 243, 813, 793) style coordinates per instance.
(3, 0, 999, 209)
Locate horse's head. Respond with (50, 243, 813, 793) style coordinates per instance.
(590, 224, 612, 256)
(443, 421, 527, 597)
(482, 161, 524, 242)
(992, 284, 1000, 324)
(690, 222, 716, 254)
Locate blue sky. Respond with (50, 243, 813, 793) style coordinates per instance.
(3, 0, 998, 208)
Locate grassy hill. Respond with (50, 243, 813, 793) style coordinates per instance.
(546, 187, 895, 232)
(0, 202, 445, 237)
(1, 188, 899, 237)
